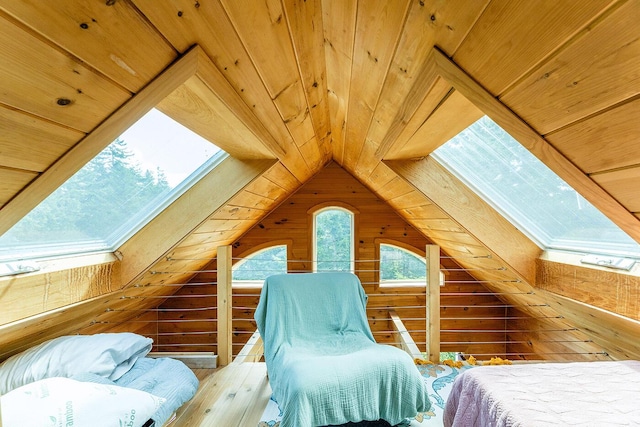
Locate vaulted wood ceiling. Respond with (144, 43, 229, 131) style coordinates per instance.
(1, 0, 639, 358)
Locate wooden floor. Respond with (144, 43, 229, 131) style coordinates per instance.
(171, 362, 272, 427)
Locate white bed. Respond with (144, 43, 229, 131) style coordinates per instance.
(0, 333, 199, 427)
(444, 360, 640, 427)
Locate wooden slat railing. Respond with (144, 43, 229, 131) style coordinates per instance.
(389, 309, 423, 360)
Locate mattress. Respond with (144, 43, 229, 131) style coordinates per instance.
(443, 360, 640, 427)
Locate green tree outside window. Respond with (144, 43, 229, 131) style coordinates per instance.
(314, 208, 353, 272)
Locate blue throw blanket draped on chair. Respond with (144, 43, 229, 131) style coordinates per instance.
(255, 272, 430, 427)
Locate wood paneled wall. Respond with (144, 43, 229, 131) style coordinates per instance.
(537, 258, 640, 321)
(504, 310, 605, 362)
(156, 162, 510, 358)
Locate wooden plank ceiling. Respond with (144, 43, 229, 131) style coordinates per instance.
(0, 0, 639, 356)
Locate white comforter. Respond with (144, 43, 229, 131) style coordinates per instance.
(444, 360, 640, 427)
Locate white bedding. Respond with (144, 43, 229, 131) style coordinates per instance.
(0, 333, 198, 427)
(0, 333, 153, 393)
(1, 377, 164, 427)
(444, 360, 640, 427)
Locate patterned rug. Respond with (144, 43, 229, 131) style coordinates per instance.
(257, 363, 474, 427)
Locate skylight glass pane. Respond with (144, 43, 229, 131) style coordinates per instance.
(432, 116, 640, 258)
(0, 108, 225, 261)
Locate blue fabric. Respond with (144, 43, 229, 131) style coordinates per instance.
(255, 272, 430, 427)
(114, 357, 199, 426)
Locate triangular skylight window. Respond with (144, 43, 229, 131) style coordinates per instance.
(0, 108, 226, 262)
(432, 116, 640, 258)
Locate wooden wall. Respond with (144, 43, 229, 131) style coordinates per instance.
(2, 161, 630, 363)
(4, 161, 629, 363)
(1, 1, 638, 366)
(155, 162, 512, 359)
(537, 258, 640, 321)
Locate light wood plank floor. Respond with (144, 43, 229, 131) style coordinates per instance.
(171, 362, 272, 427)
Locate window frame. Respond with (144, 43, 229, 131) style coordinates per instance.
(0, 109, 226, 263)
(380, 47, 640, 263)
(0, 45, 281, 269)
(431, 115, 640, 259)
(231, 242, 290, 289)
(310, 203, 357, 273)
(443, 48, 636, 247)
(376, 241, 427, 288)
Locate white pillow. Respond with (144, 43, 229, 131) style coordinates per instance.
(0, 333, 153, 394)
(1, 377, 165, 427)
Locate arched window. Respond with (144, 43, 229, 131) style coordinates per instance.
(232, 245, 287, 287)
(378, 243, 446, 288)
(379, 244, 427, 286)
(313, 207, 354, 272)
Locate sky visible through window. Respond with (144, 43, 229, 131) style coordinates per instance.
(432, 116, 640, 258)
(0, 108, 223, 261)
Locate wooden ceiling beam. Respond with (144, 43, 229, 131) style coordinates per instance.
(430, 47, 640, 244)
(359, 0, 489, 177)
(283, 0, 333, 162)
(118, 157, 275, 287)
(0, 45, 200, 236)
(0, 45, 290, 235)
(387, 156, 541, 284)
(158, 47, 286, 160)
(321, 0, 356, 166)
(374, 48, 440, 160)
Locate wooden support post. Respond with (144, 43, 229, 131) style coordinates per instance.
(217, 245, 233, 366)
(426, 244, 441, 363)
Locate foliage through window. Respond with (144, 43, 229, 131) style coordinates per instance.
(379, 244, 426, 286)
(432, 116, 640, 258)
(314, 207, 353, 272)
(232, 245, 287, 287)
(0, 109, 224, 262)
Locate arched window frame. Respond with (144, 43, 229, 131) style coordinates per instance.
(231, 240, 291, 288)
(309, 202, 358, 273)
(376, 239, 445, 288)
